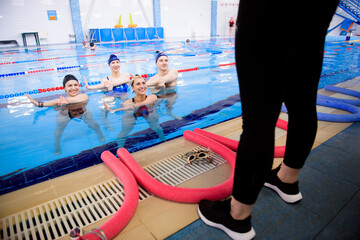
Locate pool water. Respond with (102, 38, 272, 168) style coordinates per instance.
(0, 36, 359, 194)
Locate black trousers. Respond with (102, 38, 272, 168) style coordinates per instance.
(232, 0, 339, 205)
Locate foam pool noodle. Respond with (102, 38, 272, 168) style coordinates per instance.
(115, 15, 123, 28)
(128, 13, 138, 28)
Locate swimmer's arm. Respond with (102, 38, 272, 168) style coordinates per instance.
(25, 94, 61, 107)
(66, 94, 89, 104)
(113, 73, 131, 86)
(26, 93, 88, 107)
(133, 94, 157, 108)
(103, 100, 125, 112)
(158, 68, 178, 86)
(146, 76, 158, 86)
(147, 69, 177, 87)
(83, 75, 107, 90)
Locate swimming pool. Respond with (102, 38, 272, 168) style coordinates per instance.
(0, 36, 359, 194)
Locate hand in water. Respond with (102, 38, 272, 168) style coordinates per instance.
(25, 94, 38, 106)
(157, 77, 166, 88)
(83, 75, 90, 89)
(104, 80, 114, 91)
(103, 100, 113, 112)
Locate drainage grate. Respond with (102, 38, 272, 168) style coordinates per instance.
(0, 178, 134, 240)
(143, 146, 227, 187)
(0, 146, 227, 240)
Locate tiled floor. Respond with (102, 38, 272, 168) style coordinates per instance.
(0, 80, 359, 240)
(166, 122, 360, 240)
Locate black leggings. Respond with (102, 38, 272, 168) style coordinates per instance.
(232, 0, 339, 205)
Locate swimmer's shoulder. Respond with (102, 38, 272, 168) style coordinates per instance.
(121, 72, 131, 79)
(169, 68, 178, 73)
(123, 98, 133, 105)
(148, 94, 158, 102)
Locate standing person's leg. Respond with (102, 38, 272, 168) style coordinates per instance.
(264, 0, 339, 203)
(198, 0, 284, 239)
(198, 1, 339, 239)
(230, 0, 287, 216)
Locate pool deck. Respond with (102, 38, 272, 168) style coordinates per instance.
(0, 80, 359, 239)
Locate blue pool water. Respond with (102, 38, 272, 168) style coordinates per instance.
(0, 36, 359, 194)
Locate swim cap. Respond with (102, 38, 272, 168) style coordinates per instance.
(108, 54, 120, 65)
(63, 74, 79, 87)
(155, 52, 168, 63)
(90, 42, 94, 47)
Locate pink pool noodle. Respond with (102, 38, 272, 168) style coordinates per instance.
(194, 118, 288, 158)
(81, 151, 139, 240)
(117, 130, 236, 203)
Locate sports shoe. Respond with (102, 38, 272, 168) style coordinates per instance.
(264, 165, 303, 203)
(198, 198, 256, 240)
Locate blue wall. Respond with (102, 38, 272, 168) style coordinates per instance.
(153, 0, 161, 27)
(211, 0, 218, 37)
(69, 0, 84, 43)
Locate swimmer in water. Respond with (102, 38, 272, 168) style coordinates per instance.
(103, 75, 165, 147)
(26, 74, 88, 107)
(158, 39, 191, 54)
(146, 52, 178, 89)
(147, 52, 181, 120)
(83, 41, 96, 50)
(83, 54, 131, 130)
(84, 54, 131, 92)
(53, 101, 105, 154)
(26, 74, 105, 154)
(103, 75, 157, 112)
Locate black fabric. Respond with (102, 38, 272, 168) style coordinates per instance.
(232, 0, 339, 204)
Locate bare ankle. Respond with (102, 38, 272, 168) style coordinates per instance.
(230, 198, 253, 220)
(277, 164, 300, 184)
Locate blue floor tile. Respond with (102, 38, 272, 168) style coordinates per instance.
(166, 123, 360, 240)
(315, 191, 360, 240)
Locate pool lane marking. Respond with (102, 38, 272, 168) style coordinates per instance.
(1, 43, 356, 66)
(0, 38, 232, 62)
(0, 62, 237, 98)
(0, 50, 236, 78)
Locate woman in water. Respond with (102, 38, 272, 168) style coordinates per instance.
(83, 54, 131, 130)
(26, 74, 88, 107)
(26, 74, 104, 154)
(84, 54, 130, 92)
(103, 75, 165, 147)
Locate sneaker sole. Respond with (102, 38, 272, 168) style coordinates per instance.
(264, 182, 303, 203)
(197, 207, 256, 240)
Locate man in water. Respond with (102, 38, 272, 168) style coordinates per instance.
(146, 52, 181, 120)
(147, 52, 178, 88)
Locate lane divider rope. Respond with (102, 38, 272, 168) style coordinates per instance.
(0, 62, 236, 99)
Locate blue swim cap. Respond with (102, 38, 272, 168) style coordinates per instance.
(155, 52, 168, 63)
(108, 54, 120, 65)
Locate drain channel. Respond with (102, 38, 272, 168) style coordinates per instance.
(1, 146, 227, 240)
